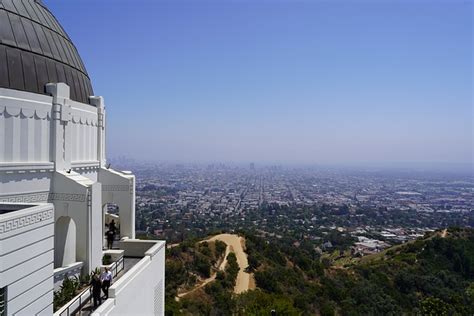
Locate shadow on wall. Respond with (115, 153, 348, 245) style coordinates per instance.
(55, 216, 77, 268)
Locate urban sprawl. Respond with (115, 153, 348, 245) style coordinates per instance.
(112, 161, 473, 257)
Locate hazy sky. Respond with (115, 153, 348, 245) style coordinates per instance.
(46, 0, 472, 165)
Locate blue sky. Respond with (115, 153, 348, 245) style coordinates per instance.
(45, 0, 472, 166)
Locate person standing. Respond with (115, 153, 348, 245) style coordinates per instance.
(90, 272, 102, 308)
(101, 267, 113, 299)
(109, 219, 117, 234)
(106, 229, 115, 249)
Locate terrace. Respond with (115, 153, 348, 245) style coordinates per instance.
(54, 238, 165, 316)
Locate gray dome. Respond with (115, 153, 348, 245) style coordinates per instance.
(0, 0, 94, 104)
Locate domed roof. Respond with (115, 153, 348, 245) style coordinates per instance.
(0, 0, 93, 104)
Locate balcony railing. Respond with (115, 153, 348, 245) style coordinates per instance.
(55, 256, 125, 316)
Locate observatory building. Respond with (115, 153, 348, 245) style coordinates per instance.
(0, 1, 165, 315)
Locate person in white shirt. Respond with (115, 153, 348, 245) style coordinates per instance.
(101, 267, 113, 299)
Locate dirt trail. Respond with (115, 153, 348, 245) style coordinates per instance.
(176, 273, 217, 300)
(177, 234, 255, 299)
(207, 234, 255, 294)
(441, 228, 448, 238)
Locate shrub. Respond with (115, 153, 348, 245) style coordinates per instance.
(53, 276, 81, 312)
(102, 254, 112, 265)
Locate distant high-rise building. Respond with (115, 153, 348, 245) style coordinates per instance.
(0, 1, 165, 315)
(250, 163, 255, 170)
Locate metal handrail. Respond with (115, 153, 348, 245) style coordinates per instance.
(58, 286, 91, 316)
(57, 256, 125, 316)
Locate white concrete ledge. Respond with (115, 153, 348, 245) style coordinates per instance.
(119, 238, 161, 258)
(53, 261, 84, 290)
(89, 239, 165, 315)
(145, 241, 166, 258)
(0, 162, 54, 172)
(53, 262, 83, 276)
(108, 256, 150, 298)
(71, 161, 100, 168)
(91, 298, 115, 315)
(102, 249, 124, 263)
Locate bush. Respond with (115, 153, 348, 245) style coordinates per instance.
(102, 254, 112, 265)
(53, 276, 82, 311)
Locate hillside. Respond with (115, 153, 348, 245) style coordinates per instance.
(165, 228, 474, 315)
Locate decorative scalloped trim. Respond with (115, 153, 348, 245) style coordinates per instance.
(21, 107, 35, 117)
(36, 109, 49, 119)
(70, 114, 98, 126)
(5, 105, 21, 116)
(0, 104, 97, 124)
(1, 106, 50, 120)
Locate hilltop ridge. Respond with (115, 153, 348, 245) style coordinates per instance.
(165, 227, 474, 315)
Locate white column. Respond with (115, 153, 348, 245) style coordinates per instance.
(119, 176, 136, 239)
(46, 83, 72, 171)
(90, 96, 106, 168)
(89, 182, 103, 271)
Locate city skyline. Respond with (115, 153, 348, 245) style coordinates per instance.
(47, 0, 472, 165)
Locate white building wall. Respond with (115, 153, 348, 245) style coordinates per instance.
(92, 242, 166, 316)
(0, 204, 54, 316)
(1, 85, 163, 315)
(0, 89, 53, 164)
(69, 99, 99, 163)
(99, 168, 136, 239)
(0, 87, 104, 274)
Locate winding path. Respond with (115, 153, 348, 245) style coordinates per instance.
(177, 234, 255, 299)
(207, 234, 254, 294)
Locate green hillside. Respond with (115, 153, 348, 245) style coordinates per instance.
(166, 228, 474, 315)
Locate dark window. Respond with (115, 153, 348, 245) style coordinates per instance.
(0, 286, 6, 316)
(6, 47, 24, 90)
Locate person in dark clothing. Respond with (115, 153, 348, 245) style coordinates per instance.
(109, 220, 116, 234)
(106, 229, 115, 249)
(90, 273, 102, 308)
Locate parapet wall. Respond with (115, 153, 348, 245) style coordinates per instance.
(92, 240, 166, 316)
